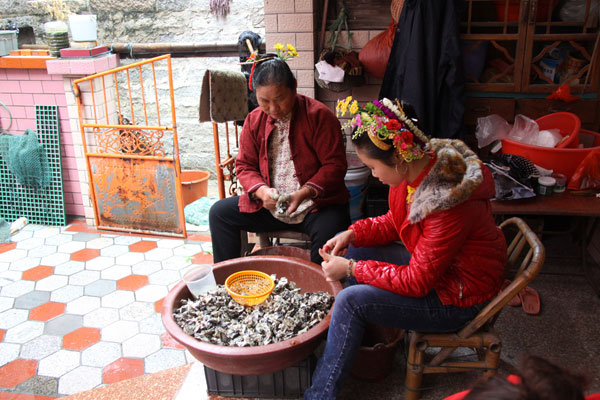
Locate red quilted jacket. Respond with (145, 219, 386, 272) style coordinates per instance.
(351, 139, 507, 307)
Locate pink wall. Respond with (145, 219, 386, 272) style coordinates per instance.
(0, 67, 85, 217)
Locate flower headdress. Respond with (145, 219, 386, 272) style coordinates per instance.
(336, 97, 429, 162)
(240, 41, 299, 90)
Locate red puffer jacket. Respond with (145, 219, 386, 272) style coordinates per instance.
(352, 139, 507, 307)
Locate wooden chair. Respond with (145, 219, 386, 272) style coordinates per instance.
(403, 217, 545, 400)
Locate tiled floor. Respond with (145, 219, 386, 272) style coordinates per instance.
(0, 219, 214, 398)
(2, 211, 600, 400)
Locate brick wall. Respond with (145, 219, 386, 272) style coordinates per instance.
(264, 0, 317, 98)
(0, 66, 84, 217)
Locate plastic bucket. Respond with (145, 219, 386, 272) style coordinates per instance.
(502, 129, 600, 181)
(68, 14, 97, 42)
(345, 167, 371, 222)
(181, 170, 210, 207)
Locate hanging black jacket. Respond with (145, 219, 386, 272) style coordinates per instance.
(380, 0, 465, 139)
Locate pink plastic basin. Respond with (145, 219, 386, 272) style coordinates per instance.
(161, 255, 342, 375)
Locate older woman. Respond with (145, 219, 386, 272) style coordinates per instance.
(304, 98, 507, 399)
(209, 56, 350, 264)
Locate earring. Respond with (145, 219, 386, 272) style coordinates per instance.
(395, 163, 407, 175)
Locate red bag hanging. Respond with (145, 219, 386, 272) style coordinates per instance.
(358, 22, 397, 79)
(567, 149, 600, 191)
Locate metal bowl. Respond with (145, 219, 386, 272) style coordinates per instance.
(161, 255, 342, 375)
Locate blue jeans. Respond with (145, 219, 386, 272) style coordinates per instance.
(304, 244, 483, 400)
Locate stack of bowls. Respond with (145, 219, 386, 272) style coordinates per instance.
(44, 21, 69, 57)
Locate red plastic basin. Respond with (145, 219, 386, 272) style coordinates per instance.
(502, 129, 600, 181)
(161, 255, 342, 375)
(502, 112, 581, 152)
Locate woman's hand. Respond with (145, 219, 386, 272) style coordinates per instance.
(322, 229, 355, 257)
(287, 186, 312, 214)
(256, 186, 279, 211)
(318, 248, 349, 282)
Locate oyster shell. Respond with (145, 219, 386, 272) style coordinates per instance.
(173, 275, 334, 346)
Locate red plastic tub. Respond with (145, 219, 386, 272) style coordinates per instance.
(502, 129, 600, 181)
(537, 112, 581, 148)
(501, 112, 581, 156)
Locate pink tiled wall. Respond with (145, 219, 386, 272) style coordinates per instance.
(0, 67, 85, 217)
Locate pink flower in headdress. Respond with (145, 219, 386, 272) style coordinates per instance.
(401, 142, 408, 150)
(354, 114, 363, 127)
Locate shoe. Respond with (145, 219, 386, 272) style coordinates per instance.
(518, 286, 541, 315)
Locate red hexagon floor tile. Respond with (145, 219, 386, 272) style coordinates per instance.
(29, 302, 65, 321)
(116, 274, 149, 291)
(0, 359, 38, 388)
(102, 357, 145, 384)
(22, 266, 54, 281)
(70, 248, 101, 262)
(62, 327, 101, 351)
(129, 240, 157, 253)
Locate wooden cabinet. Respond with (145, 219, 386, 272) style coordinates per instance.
(516, 98, 600, 128)
(464, 97, 516, 124)
(460, 0, 600, 130)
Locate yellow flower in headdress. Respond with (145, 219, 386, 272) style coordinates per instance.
(349, 100, 359, 114)
(274, 43, 298, 61)
(287, 43, 298, 56)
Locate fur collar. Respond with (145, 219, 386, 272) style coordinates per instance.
(409, 139, 483, 223)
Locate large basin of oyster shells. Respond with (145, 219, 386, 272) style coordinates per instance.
(161, 255, 343, 375)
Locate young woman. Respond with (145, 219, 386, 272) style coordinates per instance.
(304, 98, 507, 399)
(209, 56, 350, 264)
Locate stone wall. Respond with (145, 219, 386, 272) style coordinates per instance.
(1, 0, 265, 176)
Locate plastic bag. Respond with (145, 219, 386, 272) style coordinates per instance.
(508, 114, 540, 144)
(534, 129, 563, 147)
(509, 114, 561, 147)
(358, 22, 396, 79)
(476, 114, 562, 149)
(567, 149, 600, 191)
(559, 0, 599, 22)
(475, 114, 511, 148)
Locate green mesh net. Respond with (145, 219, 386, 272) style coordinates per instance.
(0, 129, 51, 189)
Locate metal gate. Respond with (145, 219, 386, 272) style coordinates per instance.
(73, 55, 187, 237)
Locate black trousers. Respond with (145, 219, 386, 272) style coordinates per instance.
(209, 196, 350, 264)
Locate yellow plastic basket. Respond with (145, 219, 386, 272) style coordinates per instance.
(225, 270, 275, 306)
